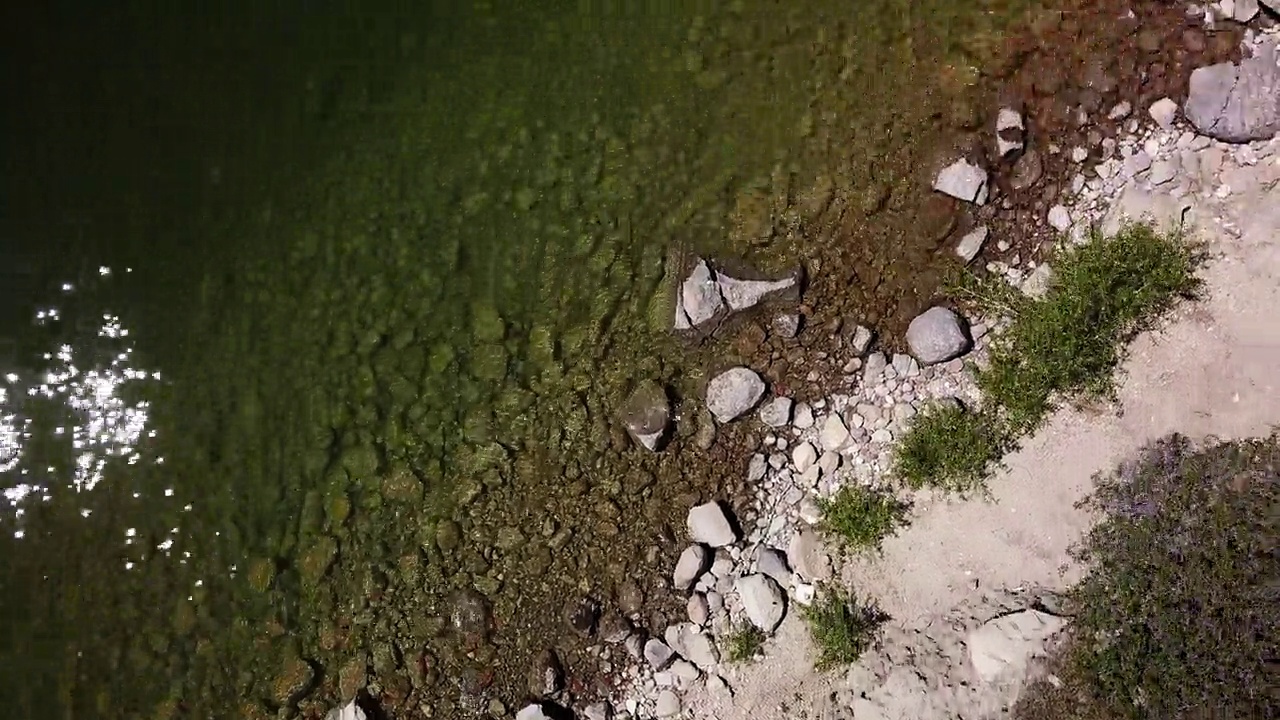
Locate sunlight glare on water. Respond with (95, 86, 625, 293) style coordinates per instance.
(0, 270, 160, 539)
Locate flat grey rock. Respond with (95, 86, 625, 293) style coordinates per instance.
(955, 226, 988, 263)
(905, 307, 970, 365)
(1185, 50, 1280, 143)
(644, 638, 677, 670)
(706, 367, 765, 423)
(654, 690, 681, 717)
(736, 573, 787, 632)
(758, 396, 793, 428)
(717, 272, 797, 312)
(679, 259, 723, 328)
(757, 546, 793, 587)
(968, 610, 1067, 683)
(687, 502, 738, 547)
(933, 158, 990, 204)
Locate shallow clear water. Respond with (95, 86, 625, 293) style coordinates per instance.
(0, 0, 1034, 716)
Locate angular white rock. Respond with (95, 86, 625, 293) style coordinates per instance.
(955, 226, 989, 263)
(758, 396, 793, 428)
(933, 158, 990, 204)
(673, 544, 711, 591)
(687, 502, 738, 547)
(818, 414, 851, 452)
(706, 367, 766, 423)
(791, 442, 818, 474)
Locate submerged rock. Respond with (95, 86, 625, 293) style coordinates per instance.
(905, 307, 970, 365)
(1185, 49, 1280, 143)
(706, 367, 765, 422)
(528, 648, 564, 697)
(324, 700, 367, 720)
(620, 380, 671, 451)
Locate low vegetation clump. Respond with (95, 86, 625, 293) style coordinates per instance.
(724, 625, 766, 664)
(1014, 434, 1280, 720)
(894, 400, 999, 493)
(894, 223, 1200, 491)
(817, 484, 909, 550)
(803, 586, 888, 671)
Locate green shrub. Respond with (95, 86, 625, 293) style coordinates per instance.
(973, 223, 1200, 436)
(1015, 434, 1280, 719)
(817, 484, 909, 551)
(895, 223, 1199, 493)
(803, 586, 888, 670)
(893, 401, 999, 492)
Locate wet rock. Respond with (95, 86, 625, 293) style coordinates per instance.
(448, 588, 494, 643)
(273, 655, 318, 706)
(1149, 97, 1179, 131)
(694, 407, 717, 450)
(933, 158, 989, 204)
(717, 270, 799, 312)
(756, 546, 792, 587)
(644, 638, 677, 670)
(1009, 148, 1043, 191)
(677, 259, 723, 328)
(654, 690, 681, 717)
(673, 544, 711, 592)
(687, 502, 738, 547)
(848, 324, 874, 356)
(324, 700, 367, 720)
(968, 610, 1067, 683)
(955, 226, 988, 263)
(758, 396, 793, 428)
(528, 649, 564, 697)
(771, 313, 800, 338)
(620, 381, 670, 452)
(566, 596, 601, 637)
(737, 574, 787, 632)
(1185, 51, 1280, 142)
(597, 609, 633, 644)
(905, 307, 970, 365)
(996, 107, 1025, 158)
(706, 367, 765, 422)
(298, 536, 338, 588)
(516, 704, 553, 720)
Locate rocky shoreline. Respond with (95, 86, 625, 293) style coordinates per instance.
(488, 3, 1280, 720)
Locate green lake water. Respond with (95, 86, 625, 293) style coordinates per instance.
(0, 1, 1036, 717)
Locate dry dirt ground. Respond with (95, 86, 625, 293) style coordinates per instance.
(682, 129, 1280, 720)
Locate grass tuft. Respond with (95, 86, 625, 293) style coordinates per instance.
(894, 223, 1200, 491)
(723, 625, 766, 664)
(894, 400, 999, 492)
(1014, 434, 1280, 720)
(803, 586, 888, 671)
(974, 223, 1201, 436)
(817, 484, 908, 551)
